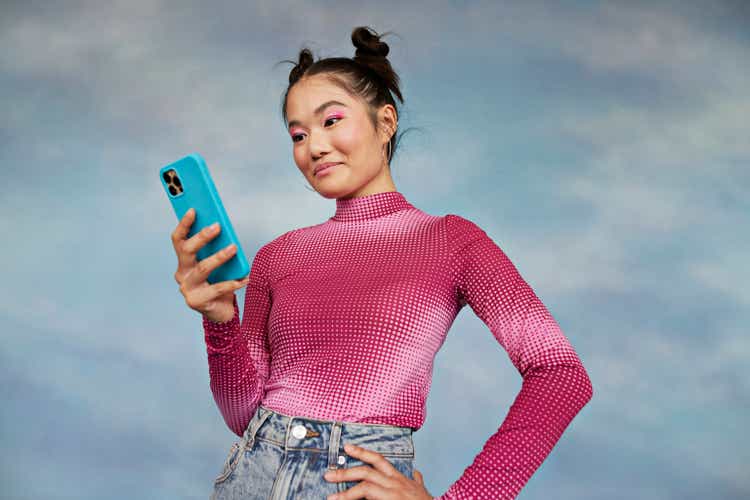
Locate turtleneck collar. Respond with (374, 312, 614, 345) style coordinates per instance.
(331, 191, 414, 222)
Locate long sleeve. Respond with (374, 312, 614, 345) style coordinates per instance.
(201, 238, 277, 437)
(435, 215, 594, 500)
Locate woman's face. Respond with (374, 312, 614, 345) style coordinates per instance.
(286, 74, 398, 200)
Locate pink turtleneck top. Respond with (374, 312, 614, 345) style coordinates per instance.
(202, 191, 593, 499)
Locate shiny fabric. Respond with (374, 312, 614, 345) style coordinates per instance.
(202, 191, 593, 499)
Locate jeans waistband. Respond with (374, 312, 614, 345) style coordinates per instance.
(238, 405, 415, 470)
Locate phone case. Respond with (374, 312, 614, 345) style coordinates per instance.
(159, 153, 250, 284)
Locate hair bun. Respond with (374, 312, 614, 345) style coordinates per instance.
(288, 47, 315, 85)
(352, 26, 390, 60)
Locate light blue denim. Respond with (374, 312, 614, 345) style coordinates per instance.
(210, 405, 416, 499)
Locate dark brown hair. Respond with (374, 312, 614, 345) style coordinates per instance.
(276, 26, 406, 166)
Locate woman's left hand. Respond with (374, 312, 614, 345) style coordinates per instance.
(324, 443, 434, 500)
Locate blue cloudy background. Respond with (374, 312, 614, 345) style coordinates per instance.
(1, 1, 748, 498)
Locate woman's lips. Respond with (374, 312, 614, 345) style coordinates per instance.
(315, 163, 341, 176)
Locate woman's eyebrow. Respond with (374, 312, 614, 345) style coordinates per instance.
(288, 100, 347, 129)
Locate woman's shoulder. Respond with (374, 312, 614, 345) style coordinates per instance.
(443, 213, 488, 248)
(254, 228, 299, 265)
(261, 227, 298, 251)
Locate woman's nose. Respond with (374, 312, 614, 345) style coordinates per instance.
(308, 132, 330, 158)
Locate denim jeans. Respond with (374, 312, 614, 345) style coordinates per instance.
(210, 405, 416, 500)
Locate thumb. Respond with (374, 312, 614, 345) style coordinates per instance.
(413, 469, 424, 485)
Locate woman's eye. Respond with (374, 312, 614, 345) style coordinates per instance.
(291, 117, 341, 143)
(325, 116, 342, 126)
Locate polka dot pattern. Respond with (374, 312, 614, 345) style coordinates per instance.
(202, 191, 593, 499)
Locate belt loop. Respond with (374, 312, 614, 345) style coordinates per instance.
(327, 421, 342, 470)
(240, 405, 272, 452)
(285, 414, 295, 448)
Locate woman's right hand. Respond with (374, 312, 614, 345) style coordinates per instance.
(171, 208, 250, 323)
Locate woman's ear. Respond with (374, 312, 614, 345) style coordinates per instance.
(378, 104, 398, 143)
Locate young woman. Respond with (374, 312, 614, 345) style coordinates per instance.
(172, 26, 593, 500)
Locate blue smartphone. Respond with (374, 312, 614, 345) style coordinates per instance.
(159, 153, 250, 284)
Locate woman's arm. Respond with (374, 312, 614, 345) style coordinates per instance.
(202, 239, 278, 436)
(435, 215, 594, 499)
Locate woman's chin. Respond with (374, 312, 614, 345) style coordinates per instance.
(313, 172, 355, 196)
